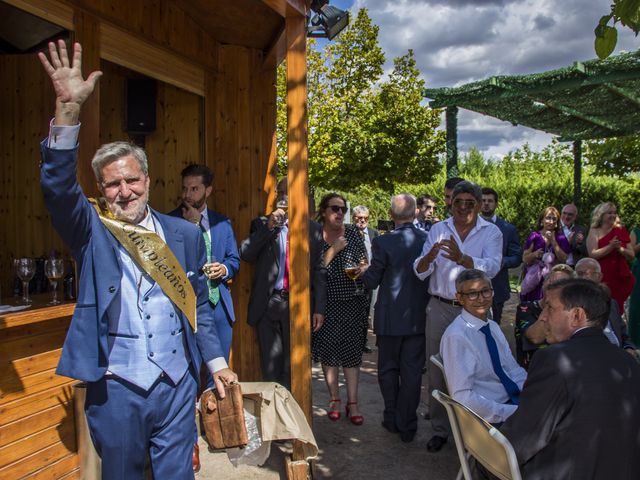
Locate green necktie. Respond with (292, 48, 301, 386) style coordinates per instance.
(199, 219, 220, 305)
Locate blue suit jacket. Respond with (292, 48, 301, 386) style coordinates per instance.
(362, 223, 429, 336)
(168, 207, 240, 322)
(40, 143, 222, 383)
(492, 217, 522, 304)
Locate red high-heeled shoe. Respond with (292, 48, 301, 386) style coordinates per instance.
(345, 402, 364, 426)
(328, 398, 341, 421)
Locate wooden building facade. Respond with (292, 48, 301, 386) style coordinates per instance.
(0, 0, 312, 477)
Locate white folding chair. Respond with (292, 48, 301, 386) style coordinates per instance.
(432, 389, 522, 480)
(430, 353, 464, 480)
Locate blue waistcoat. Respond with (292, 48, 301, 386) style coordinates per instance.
(106, 217, 189, 390)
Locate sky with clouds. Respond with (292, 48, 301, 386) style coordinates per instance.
(326, 0, 638, 158)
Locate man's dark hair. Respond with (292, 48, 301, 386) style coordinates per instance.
(546, 278, 610, 329)
(452, 180, 482, 203)
(417, 194, 437, 206)
(455, 268, 490, 291)
(444, 177, 465, 190)
(180, 164, 214, 187)
(481, 187, 498, 203)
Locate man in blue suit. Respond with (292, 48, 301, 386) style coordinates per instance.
(481, 188, 521, 324)
(169, 164, 240, 362)
(38, 41, 237, 479)
(362, 193, 429, 443)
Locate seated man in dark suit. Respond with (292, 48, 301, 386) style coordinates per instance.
(501, 279, 640, 479)
(361, 193, 429, 442)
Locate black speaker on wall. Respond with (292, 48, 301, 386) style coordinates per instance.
(126, 79, 157, 135)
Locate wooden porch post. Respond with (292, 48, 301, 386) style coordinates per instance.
(285, 10, 311, 425)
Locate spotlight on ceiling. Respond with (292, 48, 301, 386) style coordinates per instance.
(307, 0, 349, 40)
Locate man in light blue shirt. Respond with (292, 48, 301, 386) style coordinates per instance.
(441, 269, 526, 424)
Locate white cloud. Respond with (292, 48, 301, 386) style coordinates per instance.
(346, 0, 639, 155)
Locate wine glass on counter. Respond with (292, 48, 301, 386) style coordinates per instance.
(45, 259, 64, 305)
(16, 258, 36, 305)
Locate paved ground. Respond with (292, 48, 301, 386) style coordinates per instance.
(197, 294, 519, 479)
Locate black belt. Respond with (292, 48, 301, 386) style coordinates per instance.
(272, 289, 289, 298)
(432, 294, 461, 307)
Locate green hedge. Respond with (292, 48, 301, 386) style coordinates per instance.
(313, 145, 640, 240)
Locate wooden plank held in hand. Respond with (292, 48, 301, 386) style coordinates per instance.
(199, 383, 248, 449)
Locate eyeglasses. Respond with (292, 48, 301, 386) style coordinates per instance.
(328, 205, 348, 214)
(544, 216, 558, 221)
(457, 288, 493, 301)
(452, 199, 477, 208)
(354, 216, 368, 221)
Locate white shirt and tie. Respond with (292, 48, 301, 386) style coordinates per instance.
(441, 309, 527, 423)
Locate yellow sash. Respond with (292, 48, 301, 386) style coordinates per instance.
(90, 198, 197, 332)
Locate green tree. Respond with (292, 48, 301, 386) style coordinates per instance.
(277, 9, 444, 191)
(585, 134, 640, 176)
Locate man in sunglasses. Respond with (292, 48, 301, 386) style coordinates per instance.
(440, 269, 526, 425)
(414, 180, 502, 452)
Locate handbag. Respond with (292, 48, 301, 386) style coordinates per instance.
(200, 383, 248, 450)
(520, 260, 544, 295)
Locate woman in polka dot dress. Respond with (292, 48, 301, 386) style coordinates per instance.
(312, 193, 369, 426)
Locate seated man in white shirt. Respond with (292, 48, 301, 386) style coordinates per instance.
(441, 269, 527, 424)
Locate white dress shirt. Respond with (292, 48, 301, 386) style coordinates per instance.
(413, 216, 503, 299)
(441, 309, 527, 423)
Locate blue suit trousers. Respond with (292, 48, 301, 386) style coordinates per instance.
(85, 367, 197, 480)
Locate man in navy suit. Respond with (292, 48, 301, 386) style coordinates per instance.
(169, 164, 240, 362)
(501, 279, 640, 479)
(38, 41, 236, 479)
(362, 193, 429, 442)
(481, 188, 521, 324)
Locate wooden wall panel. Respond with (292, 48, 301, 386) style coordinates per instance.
(98, 60, 203, 215)
(0, 55, 70, 297)
(73, 0, 218, 70)
(213, 45, 278, 380)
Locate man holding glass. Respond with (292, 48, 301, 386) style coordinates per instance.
(38, 40, 236, 479)
(239, 178, 326, 389)
(414, 181, 502, 452)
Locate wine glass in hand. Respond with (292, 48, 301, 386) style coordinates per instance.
(344, 260, 364, 295)
(16, 258, 36, 305)
(45, 259, 64, 305)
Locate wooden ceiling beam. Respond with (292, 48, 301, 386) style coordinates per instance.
(262, 0, 307, 17)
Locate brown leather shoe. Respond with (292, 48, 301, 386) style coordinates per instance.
(192, 443, 201, 473)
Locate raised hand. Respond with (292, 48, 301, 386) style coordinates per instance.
(440, 235, 463, 263)
(38, 40, 102, 124)
(181, 202, 202, 224)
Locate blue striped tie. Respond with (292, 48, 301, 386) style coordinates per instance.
(480, 323, 520, 405)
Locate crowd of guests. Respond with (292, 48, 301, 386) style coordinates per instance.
(41, 40, 639, 479)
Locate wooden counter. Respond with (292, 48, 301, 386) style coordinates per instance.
(0, 295, 79, 479)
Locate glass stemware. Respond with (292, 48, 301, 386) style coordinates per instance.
(344, 259, 365, 295)
(45, 259, 65, 305)
(16, 258, 36, 305)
